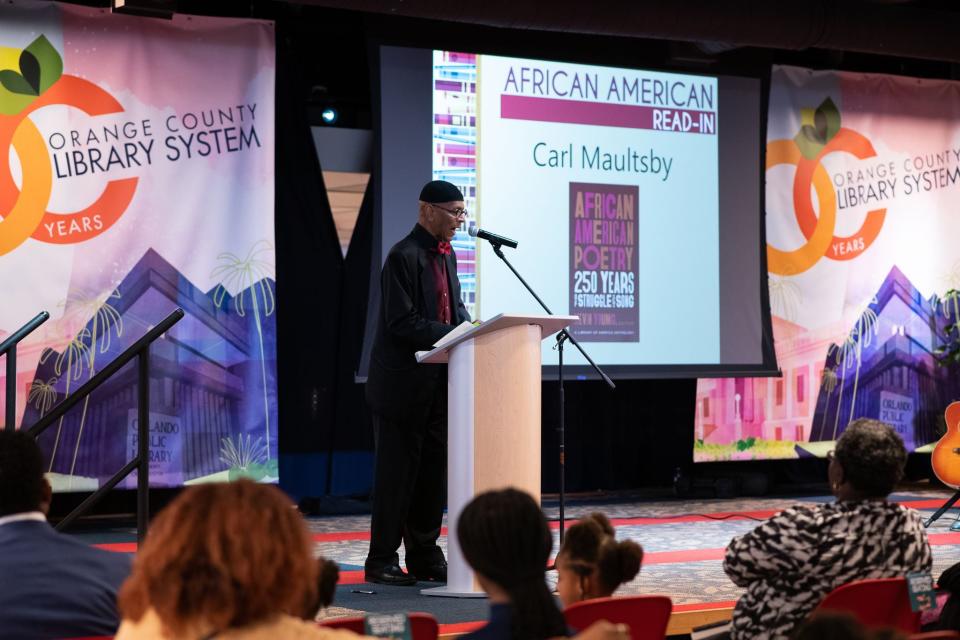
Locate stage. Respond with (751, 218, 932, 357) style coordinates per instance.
(79, 487, 960, 637)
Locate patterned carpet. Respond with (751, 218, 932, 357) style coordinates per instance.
(304, 489, 960, 622)
(76, 488, 960, 627)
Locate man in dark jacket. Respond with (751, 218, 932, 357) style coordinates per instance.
(0, 430, 131, 638)
(364, 180, 471, 585)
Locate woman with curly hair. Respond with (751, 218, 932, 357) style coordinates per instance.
(555, 513, 643, 607)
(723, 418, 932, 640)
(115, 479, 364, 640)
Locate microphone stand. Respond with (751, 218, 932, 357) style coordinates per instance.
(490, 242, 616, 542)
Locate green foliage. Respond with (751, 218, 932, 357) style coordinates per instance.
(227, 458, 279, 482)
(694, 439, 800, 461)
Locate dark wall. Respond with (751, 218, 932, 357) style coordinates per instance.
(268, 3, 959, 498)
(168, 1, 960, 500)
(542, 379, 697, 492)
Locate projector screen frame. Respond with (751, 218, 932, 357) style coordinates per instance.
(358, 38, 778, 382)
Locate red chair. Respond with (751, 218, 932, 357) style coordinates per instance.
(319, 612, 439, 639)
(564, 595, 673, 640)
(814, 577, 922, 633)
(908, 633, 960, 639)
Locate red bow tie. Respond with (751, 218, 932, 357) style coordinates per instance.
(435, 241, 452, 255)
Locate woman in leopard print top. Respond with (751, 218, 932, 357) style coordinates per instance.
(723, 418, 932, 639)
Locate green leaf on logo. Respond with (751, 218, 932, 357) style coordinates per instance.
(0, 68, 36, 96)
(815, 97, 841, 144)
(18, 50, 40, 95)
(24, 34, 63, 95)
(0, 35, 63, 116)
(793, 97, 842, 160)
(0, 69, 36, 115)
(794, 125, 825, 160)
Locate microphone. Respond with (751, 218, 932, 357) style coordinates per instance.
(468, 226, 518, 249)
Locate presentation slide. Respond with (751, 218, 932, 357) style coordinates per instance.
(460, 54, 720, 364)
(371, 46, 775, 378)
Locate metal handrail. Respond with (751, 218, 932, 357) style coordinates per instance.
(27, 307, 185, 542)
(2, 311, 50, 431)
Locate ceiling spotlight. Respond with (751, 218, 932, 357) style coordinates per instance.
(321, 107, 339, 125)
(112, 0, 175, 19)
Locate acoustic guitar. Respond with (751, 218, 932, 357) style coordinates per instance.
(932, 401, 960, 489)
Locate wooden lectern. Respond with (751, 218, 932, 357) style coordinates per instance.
(416, 313, 578, 597)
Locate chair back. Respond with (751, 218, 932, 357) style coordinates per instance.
(814, 577, 921, 633)
(320, 612, 439, 639)
(564, 595, 673, 640)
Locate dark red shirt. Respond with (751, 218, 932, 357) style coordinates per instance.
(431, 241, 452, 324)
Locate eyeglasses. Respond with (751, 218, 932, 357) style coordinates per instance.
(431, 203, 468, 219)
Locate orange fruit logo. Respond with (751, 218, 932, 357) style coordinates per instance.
(766, 98, 886, 276)
(0, 35, 137, 256)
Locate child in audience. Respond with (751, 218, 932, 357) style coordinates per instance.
(457, 488, 631, 640)
(791, 611, 871, 640)
(555, 512, 643, 607)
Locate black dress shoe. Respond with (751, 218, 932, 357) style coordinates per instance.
(408, 559, 447, 583)
(364, 563, 417, 586)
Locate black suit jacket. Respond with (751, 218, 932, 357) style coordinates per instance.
(366, 224, 470, 421)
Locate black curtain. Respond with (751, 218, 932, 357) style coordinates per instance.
(542, 378, 697, 492)
(274, 23, 344, 457)
(332, 181, 375, 453)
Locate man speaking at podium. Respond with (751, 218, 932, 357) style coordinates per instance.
(364, 180, 471, 586)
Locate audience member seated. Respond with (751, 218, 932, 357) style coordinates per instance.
(554, 512, 643, 608)
(723, 418, 932, 640)
(456, 487, 631, 640)
(932, 561, 960, 631)
(791, 611, 873, 640)
(0, 430, 131, 639)
(115, 479, 366, 639)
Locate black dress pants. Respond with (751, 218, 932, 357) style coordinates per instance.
(366, 393, 447, 570)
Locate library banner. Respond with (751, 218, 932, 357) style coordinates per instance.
(0, 1, 277, 488)
(695, 65, 960, 460)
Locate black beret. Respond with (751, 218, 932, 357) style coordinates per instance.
(419, 180, 464, 203)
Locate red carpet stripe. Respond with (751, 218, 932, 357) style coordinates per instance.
(92, 542, 137, 553)
(92, 498, 960, 557)
(927, 532, 960, 545)
(900, 498, 960, 510)
(645, 548, 726, 564)
(310, 509, 785, 542)
(339, 570, 365, 585)
(603, 510, 780, 526)
(96, 527, 960, 561)
(439, 621, 486, 634)
(672, 600, 737, 612)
